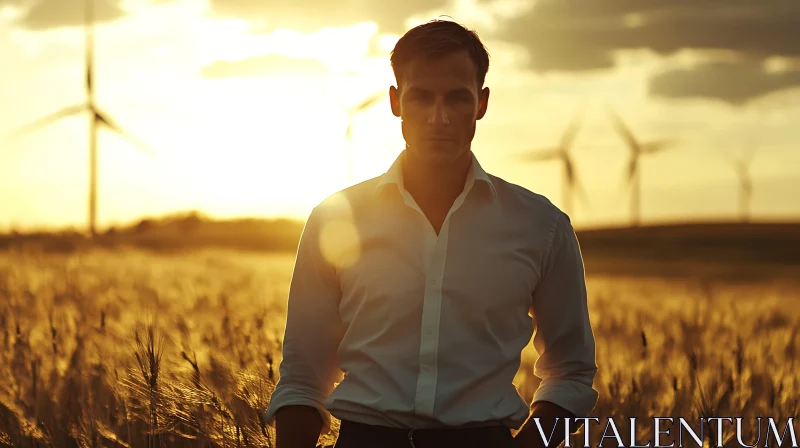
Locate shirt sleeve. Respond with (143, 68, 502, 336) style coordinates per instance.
(264, 205, 345, 435)
(529, 212, 599, 418)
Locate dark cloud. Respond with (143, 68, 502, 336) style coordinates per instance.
(207, 0, 449, 35)
(2, 0, 128, 30)
(202, 54, 330, 78)
(649, 61, 800, 105)
(498, 0, 800, 73)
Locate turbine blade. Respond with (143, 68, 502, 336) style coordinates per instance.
(605, 105, 639, 153)
(742, 176, 752, 195)
(564, 156, 590, 208)
(574, 174, 591, 209)
(85, 0, 94, 94)
(564, 157, 575, 185)
(735, 160, 749, 179)
(345, 92, 383, 141)
(560, 104, 586, 151)
(2, 104, 88, 146)
(351, 91, 383, 113)
(95, 108, 155, 155)
(518, 147, 561, 162)
(641, 138, 676, 154)
(627, 157, 638, 182)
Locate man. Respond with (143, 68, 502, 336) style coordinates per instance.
(265, 20, 599, 448)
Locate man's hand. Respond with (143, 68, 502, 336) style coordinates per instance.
(275, 405, 323, 448)
(514, 401, 577, 448)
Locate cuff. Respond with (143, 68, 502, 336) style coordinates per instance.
(531, 378, 599, 418)
(264, 386, 333, 435)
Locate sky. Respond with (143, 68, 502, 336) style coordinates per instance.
(1, 0, 799, 231)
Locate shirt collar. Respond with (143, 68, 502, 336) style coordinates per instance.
(375, 149, 497, 198)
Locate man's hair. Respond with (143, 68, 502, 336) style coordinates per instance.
(390, 19, 490, 88)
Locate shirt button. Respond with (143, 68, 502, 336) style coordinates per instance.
(426, 329, 433, 335)
(430, 279, 436, 284)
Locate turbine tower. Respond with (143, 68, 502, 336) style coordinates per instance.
(517, 106, 590, 218)
(344, 91, 383, 184)
(2, 0, 153, 237)
(605, 106, 676, 227)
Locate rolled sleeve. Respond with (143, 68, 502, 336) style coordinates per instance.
(529, 213, 599, 418)
(264, 205, 345, 435)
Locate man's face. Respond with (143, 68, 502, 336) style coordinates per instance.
(390, 50, 489, 166)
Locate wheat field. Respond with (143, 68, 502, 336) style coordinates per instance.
(1, 248, 798, 447)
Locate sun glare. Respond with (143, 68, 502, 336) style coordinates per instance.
(319, 193, 362, 269)
(164, 18, 394, 221)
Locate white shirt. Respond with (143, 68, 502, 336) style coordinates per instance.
(265, 149, 598, 434)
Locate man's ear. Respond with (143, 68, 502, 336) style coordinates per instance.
(389, 85, 401, 117)
(477, 87, 490, 120)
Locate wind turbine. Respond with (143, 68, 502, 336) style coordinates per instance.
(605, 106, 676, 227)
(721, 138, 758, 223)
(1, 0, 154, 237)
(343, 91, 383, 184)
(517, 106, 590, 218)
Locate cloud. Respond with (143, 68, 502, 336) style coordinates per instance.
(201, 53, 330, 78)
(648, 61, 800, 106)
(207, 0, 449, 35)
(3, 0, 128, 29)
(497, 0, 800, 73)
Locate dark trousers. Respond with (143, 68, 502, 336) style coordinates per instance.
(333, 419, 518, 448)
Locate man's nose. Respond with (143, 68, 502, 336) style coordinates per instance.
(427, 98, 450, 125)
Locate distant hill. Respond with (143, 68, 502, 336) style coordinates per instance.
(0, 211, 305, 253)
(2, 216, 799, 278)
(575, 221, 800, 278)
(578, 221, 800, 262)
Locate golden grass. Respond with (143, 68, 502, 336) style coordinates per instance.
(0, 248, 798, 447)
